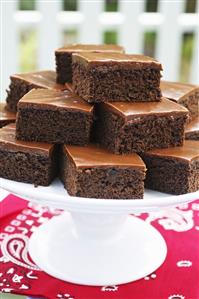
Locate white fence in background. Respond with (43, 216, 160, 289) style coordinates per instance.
(1, 0, 199, 100)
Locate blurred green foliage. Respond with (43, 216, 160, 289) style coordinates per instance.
(19, 0, 35, 10)
(105, 0, 118, 12)
(145, 0, 158, 12)
(185, 0, 197, 12)
(19, 30, 37, 72)
(63, 0, 77, 11)
(104, 31, 118, 44)
(180, 33, 194, 82)
(144, 32, 156, 57)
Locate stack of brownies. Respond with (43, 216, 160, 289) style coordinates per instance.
(0, 44, 199, 199)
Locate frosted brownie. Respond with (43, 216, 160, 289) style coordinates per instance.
(60, 144, 146, 199)
(55, 44, 124, 84)
(0, 124, 57, 186)
(0, 103, 16, 128)
(161, 81, 199, 121)
(185, 116, 199, 140)
(6, 70, 66, 112)
(141, 140, 199, 195)
(95, 98, 188, 154)
(72, 52, 162, 103)
(16, 89, 94, 144)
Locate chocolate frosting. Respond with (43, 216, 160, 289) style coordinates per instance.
(56, 44, 124, 53)
(64, 144, 146, 169)
(11, 70, 66, 90)
(104, 97, 188, 120)
(73, 52, 162, 69)
(185, 116, 199, 133)
(144, 140, 199, 162)
(0, 103, 16, 121)
(0, 124, 54, 154)
(18, 89, 93, 114)
(161, 80, 199, 102)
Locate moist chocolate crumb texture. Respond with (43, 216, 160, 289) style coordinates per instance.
(6, 70, 67, 112)
(95, 97, 189, 154)
(141, 140, 199, 195)
(160, 80, 199, 121)
(16, 88, 94, 144)
(60, 144, 146, 199)
(55, 44, 124, 84)
(72, 52, 163, 103)
(185, 116, 199, 140)
(0, 103, 16, 128)
(0, 124, 57, 186)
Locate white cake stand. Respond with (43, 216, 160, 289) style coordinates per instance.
(1, 177, 198, 286)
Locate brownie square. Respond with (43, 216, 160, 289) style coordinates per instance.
(60, 144, 146, 199)
(141, 140, 199, 195)
(0, 103, 16, 128)
(16, 89, 94, 145)
(55, 44, 124, 84)
(0, 124, 57, 186)
(72, 52, 162, 103)
(185, 116, 199, 140)
(6, 70, 67, 112)
(161, 80, 199, 121)
(94, 98, 188, 154)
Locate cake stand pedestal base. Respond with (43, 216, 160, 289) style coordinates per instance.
(29, 212, 167, 286)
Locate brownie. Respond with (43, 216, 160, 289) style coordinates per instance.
(0, 103, 16, 128)
(185, 116, 199, 140)
(161, 80, 199, 121)
(0, 124, 57, 186)
(60, 144, 146, 199)
(6, 70, 66, 112)
(16, 89, 94, 144)
(55, 44, 124, 84)
(94, 97, 188, 154)
(141, 140, 199, 195)
(72, 52, 162, 103)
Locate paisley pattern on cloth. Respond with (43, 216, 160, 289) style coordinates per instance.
(0, 193, 199, 299)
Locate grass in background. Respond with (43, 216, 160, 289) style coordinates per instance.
(63, 30, 78, 45)
(145, 0, 158, 12)
(1, 294, 25, 298)
(19, 0, 35, 10)
(104, 31, 118, 44)
(143, 32, 156, 58)
(19, 30, 37, 72)
(105, 0, 118, 12)
(63, 0, 77, 11)
(180, 33, 195, 82)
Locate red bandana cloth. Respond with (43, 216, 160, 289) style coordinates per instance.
(0, 194, 199, 299)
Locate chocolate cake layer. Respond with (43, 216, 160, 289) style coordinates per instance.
(16, 89, 94, 144)
(60, 144, 146, 199)
(0, 103, 16, 128)
(0, 124, 57, 186)
(6, 70, 66, 112)
(141, 140, 199, 195)
(94, 97, 188, 154)
(185, 116, 199, 140)
(72, 52, 162, 103)
(55, 44, 124, 84)
(161, 80, 199, 121)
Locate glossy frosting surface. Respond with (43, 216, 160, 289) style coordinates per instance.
(145, 140, 199, 162)
(73, 52, 162, 69)
(0, 124, 53, 154)
(65, 144, 146, 169)
(18, 89, 93, 113)
(105, 97, 188, 120)
(185, 116, 199, 133)
(11, 70, 66, 90)
(0, 103, 16, 121)
(161, 80, 199, 101)
(56, 44, 124, 53)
